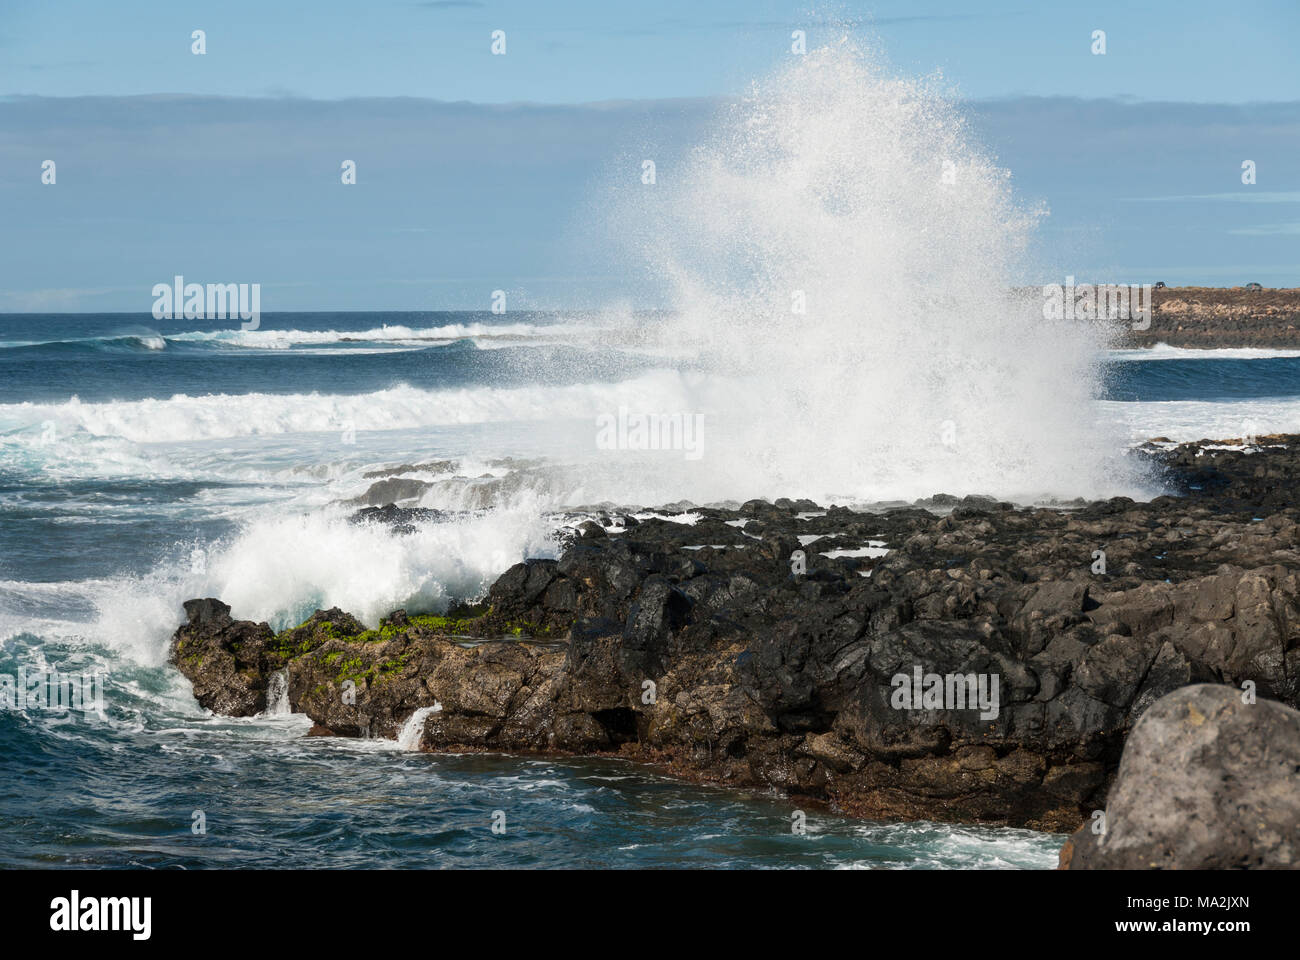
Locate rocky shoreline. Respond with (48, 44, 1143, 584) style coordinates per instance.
(170, 434, 1300, 848)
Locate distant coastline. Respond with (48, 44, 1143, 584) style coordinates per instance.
(1117, 286, 1300, 349)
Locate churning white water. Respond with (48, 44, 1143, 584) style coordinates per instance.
(264, 669, 291, 716)
(396, 704, 442, 751)
(600, 39, 1138, 504)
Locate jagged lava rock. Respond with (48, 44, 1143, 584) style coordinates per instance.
(168, 435, 1300, 831)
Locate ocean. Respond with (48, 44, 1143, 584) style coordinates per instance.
(2, 310, 1298, 869)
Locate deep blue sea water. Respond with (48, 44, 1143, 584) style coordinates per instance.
(3, 311, 1297, 869)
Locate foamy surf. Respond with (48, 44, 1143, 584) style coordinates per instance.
(1103, 397, 1300, 444)
(0, 371, 697, 446)
(1109, 343, 1300, 361)
(168, 319, 607, 349)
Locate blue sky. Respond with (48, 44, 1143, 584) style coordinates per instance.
(0, 0, 1297, 311)
(3, 0, 1298, 104)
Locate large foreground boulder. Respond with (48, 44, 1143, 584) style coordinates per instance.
(1060, 684, 1300, 869)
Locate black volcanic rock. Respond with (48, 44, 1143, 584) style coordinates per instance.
(169, 434, 1300, 832)
(173, 598, 275, 716)
(349, 502, 448, 534)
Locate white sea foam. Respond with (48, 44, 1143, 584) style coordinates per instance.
(1108, 343, 1300, 361)
(263, 669, 291, 717)
(0, 499, 558, 669)
(171, 321, 605, 349)
(395, 704, 441, 751)
(834, 821, 1062, 870)
(0, 372, 695, 446)
(1102, 398, 1300, 443)
(204, 502, 557, 627)
(5, 375, 1297, 510)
